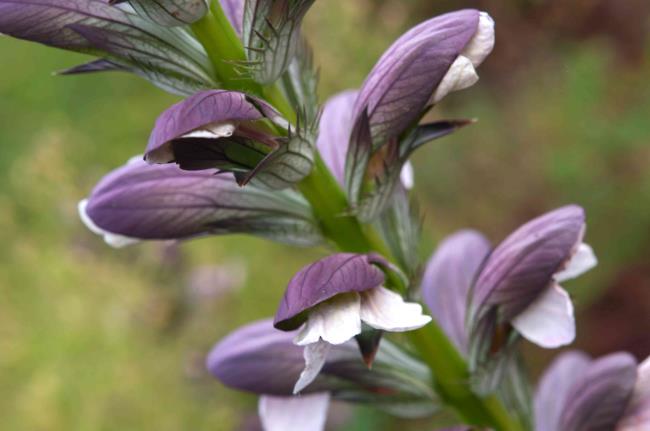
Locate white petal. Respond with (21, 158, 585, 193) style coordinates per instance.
(259, 393, 330, 431)
(400, 161, 414, 190)
(126, 154, 144, 165)
(555, 243, 597, 282)
(182, 121, 236, 139)
(293, 293, 362, 346)
(293, 340, 331, 394)
(360, 286, 432, 332)
(617, 357, 650, 430)
(511, 284, 575, 348)
(462, 11, 495, 67)
(432, 55, 479, 104)
(77, 199, 139, 248)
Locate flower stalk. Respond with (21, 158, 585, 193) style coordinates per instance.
(189, 8, 522, 430)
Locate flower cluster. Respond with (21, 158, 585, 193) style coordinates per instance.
(2, 1, 647, 430)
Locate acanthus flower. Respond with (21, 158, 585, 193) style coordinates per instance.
(343, 9, 492, 220)
(352, 8, 495, 147)
(273, 253, 431, 393)
(420, 205, 598, 372)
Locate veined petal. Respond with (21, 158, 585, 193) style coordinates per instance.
(618, 357, 650, 430)
(145, 90, 280, 165)
(274, 253, 387, 331)
(353, 9, 483, 146)
(294, 340, 331, 394)
(511, 283, 575, 348)
(534, 351, 592, 431)
(360, 286, 431, 332)
(421, 229, 491, 354)
(432, 55, 479, 103)
(560, 352, 637, 431)
(80, 158, 322, 246)
(293, 293, 362, 346)
(206, 319, 432, 399)
(259, 393, 330, 431)
(473, 205, 586, 320)
(316, 90, 358, 185)
(462, 11, 495, 67)
(555, 243, 597, 282)
(207, 319, 306, 396)
(78, 199, 139, 248)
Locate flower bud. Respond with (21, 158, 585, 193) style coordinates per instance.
(79, 158, 322, 247)
(353, 9, 494, 147)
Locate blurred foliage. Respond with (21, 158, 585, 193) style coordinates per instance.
(1, 1, 649, 430)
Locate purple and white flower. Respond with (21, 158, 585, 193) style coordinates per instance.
(353, 9, 494, 146)
(421, 205, 597, 352)
(273, 253, 431, 393)
(144, 90, 287, 176)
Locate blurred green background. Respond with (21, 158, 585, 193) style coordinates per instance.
(1, 1, 649, 430)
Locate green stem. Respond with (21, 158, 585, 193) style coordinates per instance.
(297, 156, 373, 253)
(191, 10, 244, 87)
(409, 325, 523, 431)
(263, 85, 297, 124)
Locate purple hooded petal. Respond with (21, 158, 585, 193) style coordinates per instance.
(80, 158, 321, 246)
(473, 205, 586, 320)
(274, 253, 387, 330)
(145, 90, 282, 164)
(559, 352, 637, 431)
(220, 0, 244, 35)
(353, 9, 480, 146)
(421, 230, 491, 354)
(534, 351, 592, 431)
(316, 90, 358, 185)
